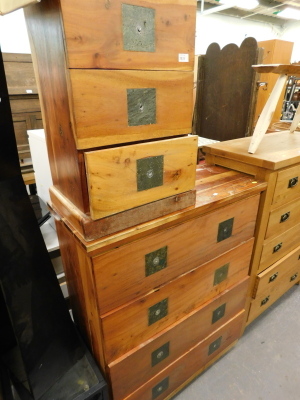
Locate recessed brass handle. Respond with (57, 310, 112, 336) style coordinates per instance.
(288, 177, 298, 188)
(290, 273, 298, 282)
(261, 296, 270, 306)
(280, 212, 290, 223)
(273, 243, 282, 253)
(269, 272, 278, 283)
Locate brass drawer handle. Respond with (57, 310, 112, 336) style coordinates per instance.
(288, 177, 298, 188)
(261, 296, 270, 306)
(269, 272, 278, 283)
(280, 212, 290, 223)
(273, 243, 282, 253)
(290, 273, 298, 282)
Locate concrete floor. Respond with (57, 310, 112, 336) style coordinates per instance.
(174, 285, 300, 400)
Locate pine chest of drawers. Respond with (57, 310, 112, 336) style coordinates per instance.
(53, 164, 266, 399)
(203, 131, 300, 324)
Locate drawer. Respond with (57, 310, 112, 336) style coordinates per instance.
(85, 136, 197, 220)
(101, 242, 251, 362)
(273, 164, 300, 205)
(70, 69, 194, 149)
(123, 312, 244, 400)
(248, 260, 300, 323)
(109, 279, 249, 400)
(60, 0, 196, 71)
(253, 244, 300, 299)
(94, 196, 259, 313)
(265, 197, 300, 240)
(259, 223, 300, 273)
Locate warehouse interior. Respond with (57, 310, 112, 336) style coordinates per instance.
(0, 1, 300, 399)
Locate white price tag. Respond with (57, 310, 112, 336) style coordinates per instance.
(178, 53, 189, 63)
(26, 89, 33, 94)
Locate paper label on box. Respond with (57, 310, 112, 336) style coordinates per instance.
(178, 53, 189, 62)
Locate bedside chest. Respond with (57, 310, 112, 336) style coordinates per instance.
(203, 131, 300, 324)
(51, 164, 265, 399)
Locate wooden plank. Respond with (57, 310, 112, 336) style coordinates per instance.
(70, 69, 194, 149)
(109, 279, 249, 400)
(194, 37, 259, 141)
(101, 243, 249, 362)
(49, 185, 196, 241)
(60, 0, 196, 71)
(252, 63, 300, 76)
(3, 60, 38, 95)
(203, 131, 300, 171)
(0, 0, 40, 15)
(248, 74, 288, 154)
(84, 136, 197, 220)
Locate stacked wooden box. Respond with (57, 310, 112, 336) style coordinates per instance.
(24, 1, 266, 399)
(203, 131, 300, 325)
(25, 0, 198, 231)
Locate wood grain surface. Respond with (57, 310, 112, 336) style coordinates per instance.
(60, 0, 196, 70)
(85, 136, 197, 219)
(70, 69, 194, 149)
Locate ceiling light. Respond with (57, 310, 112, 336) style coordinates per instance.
(219, 0, 259, 10)
(276, 7, 300, 20)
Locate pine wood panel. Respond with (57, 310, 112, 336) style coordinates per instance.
(70, 69, 194, 149)
(124, 312, 244, 400)
(60, 0, 196, 71)
(265, 197, 300, 240)
(252, 244, 300, 299)
(108, 279, 248, 400)
(259, 222, 300, 273)
(92, 193, 257, 313)
(203, 131, 300, 171)
(24, 0, 89, 213)
(100, 241, 251, 362)
(85, 136, 197, 220)
(272, 164, 300, 205)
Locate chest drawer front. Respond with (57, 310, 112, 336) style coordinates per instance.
(60, 0, 196, 71)
(94, 196, 259, 314)
(122, 312, 244, 400)
(253, 244, 300, 299)
(101, 240, 252, 362)
(85, 136, 197, 220)
(109, 279, 249, 400)
(259, 223, 300, 273)
(70, 69, 194, 150)
(265, 197, 300, 240)
(273, 164, 300, 205)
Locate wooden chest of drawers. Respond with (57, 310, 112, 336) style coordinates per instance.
(53, 164, 265, 399)
(203, 131, 300, 324)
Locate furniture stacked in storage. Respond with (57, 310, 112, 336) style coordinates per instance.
(24, 0, 266, 398)
(203, 131, 300, 325)
(52, 164, 265, 399)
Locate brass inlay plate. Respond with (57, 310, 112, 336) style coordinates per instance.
(217, 218, 234, 242)
(127, 88, 156, 126)
(208, 336, 222, 356)
(152, 377, 169, 399)
(151, 342, 170, 367)
(145, 246, 168, 277)
(122, 4, 156, 52)
(148, 298, 168, 326)
(213, 263, 229, 286)
(212, 303, 226, 324)
(136, 155, 163, 191)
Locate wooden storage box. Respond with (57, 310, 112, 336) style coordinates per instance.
(59, 0, 196, 71)
(70, 69, 194, 149)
